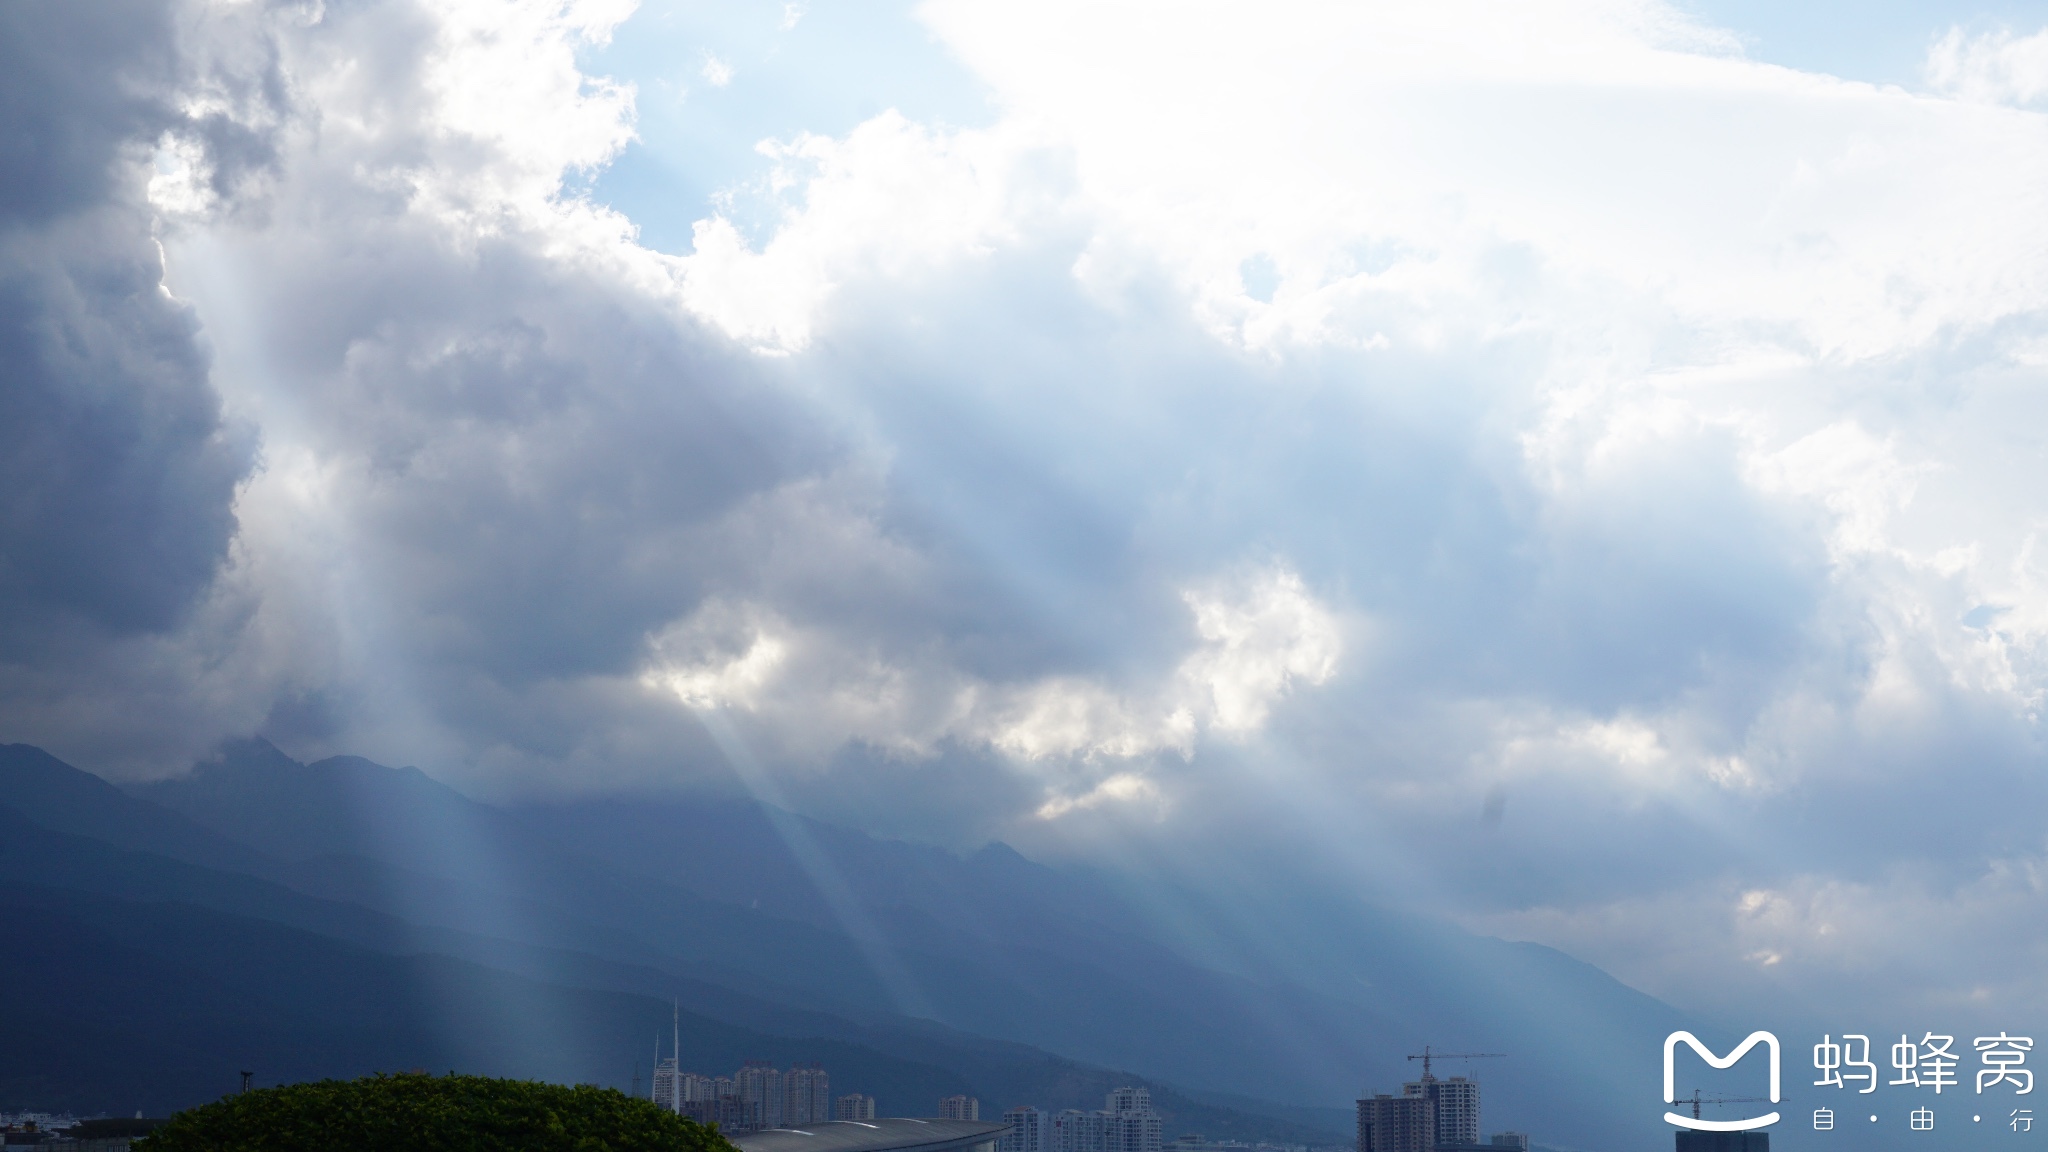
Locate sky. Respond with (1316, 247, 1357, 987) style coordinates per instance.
(11, 0, 2048, 1038)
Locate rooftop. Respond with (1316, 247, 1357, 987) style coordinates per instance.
(734, 1118, 1009, 1152)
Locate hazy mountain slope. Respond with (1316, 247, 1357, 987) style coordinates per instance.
(135, 746, 1420, 1107)
(512, 796, 1125, 936)
(515, 792, 1696, 1136)
(115, 740, 1709, 1149)
(0, 746, 1343, 1142)
(0, 803, 420, 950)
(0, 883, 972, 1117)
(0, 744, 277, 877)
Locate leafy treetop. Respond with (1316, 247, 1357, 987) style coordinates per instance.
(137, 1073, 742, 1152)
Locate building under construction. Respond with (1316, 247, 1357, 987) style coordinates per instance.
(1356, 1049, 1526, 1152)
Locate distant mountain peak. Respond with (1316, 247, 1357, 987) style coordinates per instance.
(0, 741, 276, 876)
(195, 735, 313, 779)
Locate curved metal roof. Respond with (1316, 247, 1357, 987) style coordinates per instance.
(734, 1118, 1009, 1152)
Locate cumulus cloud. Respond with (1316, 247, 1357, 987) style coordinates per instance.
(638, 564, 1343, 813)
(670, 110, 1050, 351)
(1928, 25, 2048, 109)
(0, 0, 813, 776)
(13, 0, 2048, 1024)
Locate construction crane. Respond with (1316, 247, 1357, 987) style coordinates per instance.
(1678, 1090, 1769, 1120)
(1407, 1047, 1507, 1079)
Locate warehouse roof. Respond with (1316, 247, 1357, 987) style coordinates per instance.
(733, 1118, 1008, 1152)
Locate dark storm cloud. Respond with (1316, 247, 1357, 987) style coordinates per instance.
(0, 2, 178, 226)
(0, 1, 251, 652)
(0, 0, 858, 780)
(37, 0, 855, 783)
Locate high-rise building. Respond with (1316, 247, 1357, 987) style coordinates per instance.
(1044, 1088, 1160, 1152)
(640, 1053, 843, 1134)
(1105, 1089, 1150, 1116)
(835, 1095, 876, 1122)
(787, 1065, 831, 1126)
(1003, 1107, 1052, 1152)
(941, 1096, 981, 1121)
(653, 1056, 680, 1114)
(1402, 1076, 1478, 1147)
(653, 1004, 684, 1113)
(1359, 1094, 1434, 1152)
(736, 1062, 786, 1130)
(1055, 1109, 1105, 1152)
(683, 1094, 748, 1131)
(1488, 1134, 1527, 1151)
(1104, 1088, 1161, 1152)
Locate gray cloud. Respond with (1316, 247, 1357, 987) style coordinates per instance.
(0, 1, 249, 653)
(10, 0, 2048, 1032)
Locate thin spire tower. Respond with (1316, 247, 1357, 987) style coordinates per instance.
(650, 1000, 683, 1114)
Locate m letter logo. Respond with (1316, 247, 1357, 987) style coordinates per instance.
(1664, 1031, 1783, 1131)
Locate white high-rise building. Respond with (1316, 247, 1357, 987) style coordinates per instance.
(1106, 1089, 1151, 1116)
(1052, 1101, 1161, 1152)
(736, 1062, 786, 1130)
(941, 1095, 981, 1121)
(1055, 1109, 1105, 1152)
(652, 1004, 684, 1113)
(787, 1065, 832, 1126)
(1003, 1106, 1052, 1152)
(836, 1094, 877, 1121)
(652, 1057, 680, 1113)
(1104, 1088, 1161, 1152)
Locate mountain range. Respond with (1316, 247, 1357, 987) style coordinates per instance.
(1, 739, 1701, 1150)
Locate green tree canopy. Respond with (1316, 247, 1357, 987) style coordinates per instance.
(137, 1073, 742, 1152)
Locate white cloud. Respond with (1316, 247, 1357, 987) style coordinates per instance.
(409, 0, 639, 220)
(641, 600, 789, 709)
(1178, 569, 1342, 732)
(668, 111, 1051, 351)
(637, 564, 1344, 791)
(700, 53, 734, 87)
(975, 569, 1343, 766)
(1034, 772, 1161, 820)
(1927, 25, 2048, 109)
(652, 0, 2048, 369)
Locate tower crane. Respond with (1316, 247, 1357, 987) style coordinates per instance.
(1678, 1090, 1769, 1121)
(1407, 1047, 1507, 1079)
